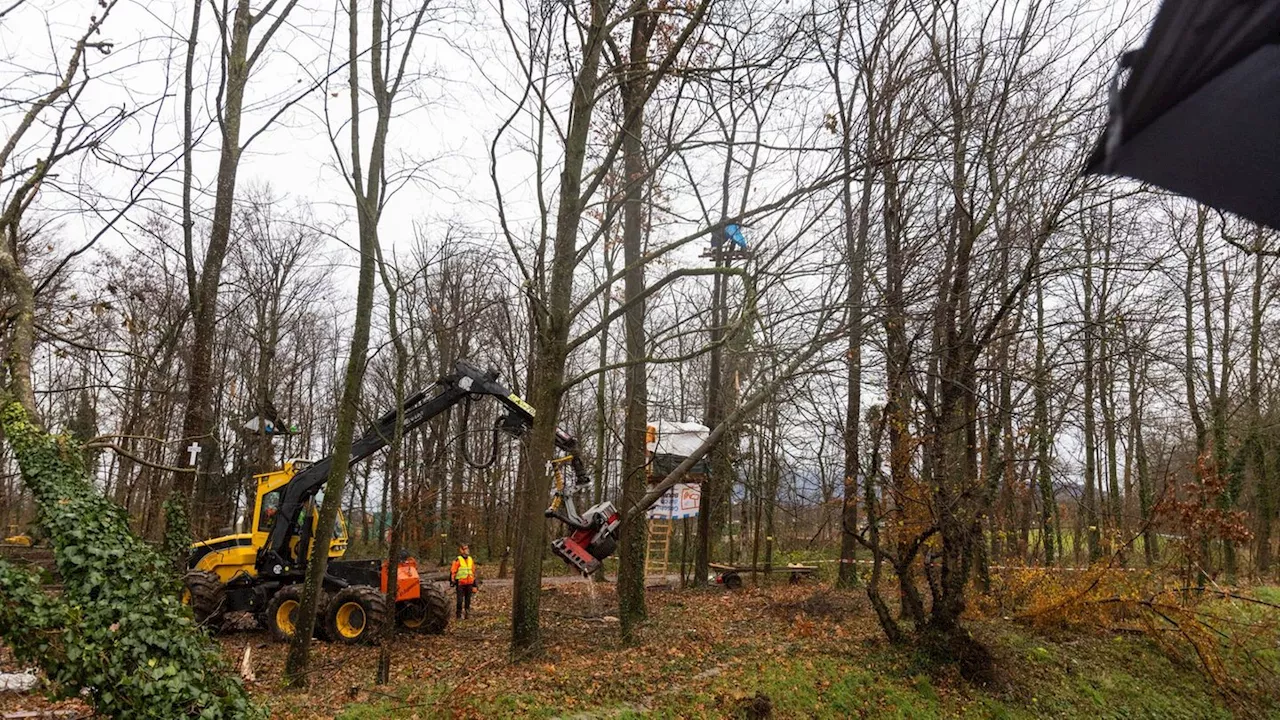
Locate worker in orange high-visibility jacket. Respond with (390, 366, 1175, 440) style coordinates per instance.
(450, 543, 477, 619)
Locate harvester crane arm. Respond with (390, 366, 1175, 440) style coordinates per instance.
(255, 360, 583, 577)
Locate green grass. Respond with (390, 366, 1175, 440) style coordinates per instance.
(1254, 585, 1280, 605)
(326, 570, 1279, 720)
(334, 626, 1246, 719)
(733, 656, 948, 718)
(993, 628, 1234, 720)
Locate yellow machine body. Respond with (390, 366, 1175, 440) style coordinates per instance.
(189, 460, 348, 582)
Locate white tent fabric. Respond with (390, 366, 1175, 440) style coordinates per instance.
(646, 420, 709, 458)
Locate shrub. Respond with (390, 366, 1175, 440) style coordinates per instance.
(986, 562, 1280, 708)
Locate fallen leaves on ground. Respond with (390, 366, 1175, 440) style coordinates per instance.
(4, 578, 1266, 718)
(226, 581, 883, 719)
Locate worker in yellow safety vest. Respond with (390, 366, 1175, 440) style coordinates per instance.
(450, 543, 477, 619)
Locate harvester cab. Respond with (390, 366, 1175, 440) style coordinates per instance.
(187, 460, 349, 584)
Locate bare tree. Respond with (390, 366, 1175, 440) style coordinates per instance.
(614, 0, 658, 642)
(492, 0, 717, 657)
(283, 0, 435, 685)
(0, 2, 127, 417)
(842, 0, 1110, 672)
(175, 0, 308, 541)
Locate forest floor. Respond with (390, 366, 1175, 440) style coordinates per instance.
(1, 579, 1276, 719)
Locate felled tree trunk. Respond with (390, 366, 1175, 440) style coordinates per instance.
(0, 401, 261, 719)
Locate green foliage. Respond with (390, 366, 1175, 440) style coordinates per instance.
(161, 494, 192, 569)
(0, 401, 263, 719)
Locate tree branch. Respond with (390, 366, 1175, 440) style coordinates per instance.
(85, 442, 196, 474)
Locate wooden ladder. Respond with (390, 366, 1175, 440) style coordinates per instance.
(645, 517, 673, 578)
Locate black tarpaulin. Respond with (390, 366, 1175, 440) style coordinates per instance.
(1085, 0, 1280, 229)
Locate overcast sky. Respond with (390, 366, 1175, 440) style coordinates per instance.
(1, 0, 539, 284)
(0, 0, 1162, 498)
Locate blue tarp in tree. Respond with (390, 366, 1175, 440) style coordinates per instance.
(723, 224, 747, 249)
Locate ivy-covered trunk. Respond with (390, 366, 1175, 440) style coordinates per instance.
(0, 401, 261, 719)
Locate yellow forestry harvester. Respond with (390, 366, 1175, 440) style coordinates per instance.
(182, 361, 619, 644)
(184, 459, 449, 643)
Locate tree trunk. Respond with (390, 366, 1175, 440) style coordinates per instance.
(1183, 216, 1209, 584)
(1250, 230, 1272, 573)
(1212, 250, 1238, 580)
(450, 425, 466, 541)
(0, 232, 37, 417)
(695, 261, 726, 587)
(376, 243, 409, 686)
(617, 2, 654, 644)
(1034, 260, 1055, 565)
(593, 247, 614, 506)
(510, 0, 609, 658)
(285, 0, 418, 681)
(763, 401, 779, 575)
(1082, 228, 1101, 562)
(1127, 343, 1156, 566)
(174, 0, 253, 535)
(835, 1, 874, 588)
(283, 190, 378, 687)
(1099, 213, 1122, 542)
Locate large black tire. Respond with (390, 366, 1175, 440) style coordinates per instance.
(266, 585, 332, 642)
(397, 581, 450, 635)
(325, 585, 389, 645)
(265, 585, 303, 642)
(181, 570, 226, 633)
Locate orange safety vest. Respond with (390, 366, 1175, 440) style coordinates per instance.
(451, 555, 475, 585)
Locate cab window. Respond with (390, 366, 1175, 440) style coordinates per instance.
(257, 490, 283, 531)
